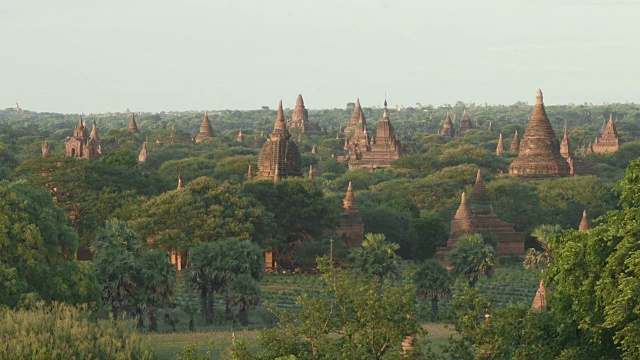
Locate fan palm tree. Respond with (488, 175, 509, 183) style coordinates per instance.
(139, 249, 177, 332)
(447, 233, 495, 288)
(225, 274, 261, 327)
(350, 233, 402, 283)
(413, 259, 453, 321)
(524, 224, 561, 269)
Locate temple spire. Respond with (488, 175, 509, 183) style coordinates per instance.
(578, 210, 590, 232)
(496, 133, 504, 156)
(195, 111, 214, 142)
(273, 100, 287, 134)
(343, 181, 357, 209)
(510, 130, 520, 152)
(236, 129, 244, 143)
(308, 165, 314, 180)
(128, 113, 139, 133)
(89, 121, 99, 140)
(41, 139, 50, 157)
(177, 173, 183, 190)
(138, 142, 147, 163)
(247, 165, 253, 180)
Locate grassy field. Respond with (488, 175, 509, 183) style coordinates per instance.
(147, 323, 455, 359)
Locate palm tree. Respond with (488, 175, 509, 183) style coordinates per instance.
(225, 274, 261, 327)
(350, 233, 402, 283)
(447, 233, 496, 288)
(524, 224, 561, 269)
(138, 250, 177, 332)
(413, 259, 453, 321)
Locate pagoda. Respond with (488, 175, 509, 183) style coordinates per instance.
(496, 133, 505, 156)
(510, 131, 520, 153)
(455, 110, 473, 138)
(439, 112, 455, 137)
(128, 114, 139, 133)
(287, 94, 323, 135)
(531, 279, 547, 311)
(256, 101, 303, 180)
(592, 114, 620, 154)
(436, 169, 524, 259)
(138, 142, 147, 163)
(578, 210, 590, 232)
(508, 89, 570, 178)
(195, 112, 214, 143)
(42, 139, 51, 157)
(236, 129, 244, 143)
(347, 100, 402, 171)
(335, 182, 364, 247)
(65, 118, 102, 160)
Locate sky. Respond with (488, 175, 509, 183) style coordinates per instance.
(1, 0, 639, 113)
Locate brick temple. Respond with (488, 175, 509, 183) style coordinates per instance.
(455, 110, 473, 138)
(195, 112, 214, 143)
(256, 100, 303, 180)
(287, 94, 323, 135)
(436, 169, 524, 260)
(128, 113, 139, 133)
(592, 114, 620, 154)
(335, 181, 364, 247)
(65, 117, 102, 160)
(508, 89, 570, 178)
(439, 112, 455, 137)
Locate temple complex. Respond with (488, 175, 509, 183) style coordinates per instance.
(436, 169, 524, 259)
(455, 110, 473, 138)
(65, 118, 102, 160)
(335, 182, 364, 247)
(508, 90, 570, 178)
(439, 112, 455, 137)
(42, 139, 50, 157)
(496, 133, 504, 156)
(510, 131, 520, 153)
(195, 112, 214, 143)
(256, 101, 303, 180)
(592, 114, 620, 154)
(578, 210, 590, 232)
(287, 94, 323, 135)
(345, 100, 402, 171)
(344, 98, 366, 134)
(128, 114, 139, 133)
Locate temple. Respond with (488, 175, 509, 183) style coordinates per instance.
(578, 210, 590, 232)
(531, 279, 547, 311)
(256, 101, 303, 180)
(592, 114, 620, 154)
(508, 90, 570, 178)
(510, 131, 520, 153)
(496, 133, 504, 156)
(195, 112, 214, 143)
(128, 114, 139, 133)
(287, 94, 323, 135)
(455, 110, 473, 138)
(335, 182, 364, 247)
(65, 118, 102, 160)
(138, 142, 147, 163)
(344, 98, 366, 134)
(236, 129, 244, 143)
(439, 112, 455, 137)
(345, 100, 402, 171)
(42, 139, 50, 157)
(436, 169, 524, 259)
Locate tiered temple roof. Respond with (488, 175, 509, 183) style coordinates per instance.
(336, 182, 364, 247)
(256, 101, 303, 181)
(347, 100, 402, 170)
(436, 169, 524, 259)
(195, 112, 214, 143)
(344, 98, 366, 134)
(508, 89, 570, 178)
(128, 114, 139, 133)
(287, 94, 323, 135)
(592, 114, 620, 154)
(439, 112, 455, 137)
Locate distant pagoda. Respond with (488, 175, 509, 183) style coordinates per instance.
(439, 112, 455, 137)
(592, 114, 620, 154)
(335, 182, 364, 248)
(287, 94, 323, 135)
(344, 98, 366, 134)
(455, 110, 473, 138)
(65, 118, 102, 160)
(195, 112, 214, 143)
(128, 113, 139, 133)
(436, 169, 524, 260)
(256, 101, 303, 181)
(578, 210, 590, 232)
(510, 131, 520, 153)
(138, 142, 148, 163)
(496, 133, 505, 156)
(42, 139, 51, 157)
(508, 89, 570, 178)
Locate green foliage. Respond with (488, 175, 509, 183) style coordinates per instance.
(447, 233, 496, 288)
(0, 302, 152, 359)
(350, 233, 402, 282)
(413, 259, 453, 321)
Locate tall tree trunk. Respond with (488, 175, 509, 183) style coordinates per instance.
(239, 309, 248, 327)
(431, 296, 439, 322)
(189, 316, 195, 331)
(149, 307, 158, 332)
(206, 294, 214, 324)
(200, 287, 209, 324)
(136, 309, 144, 329)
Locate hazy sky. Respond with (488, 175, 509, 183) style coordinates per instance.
(2, 0, 639, 113)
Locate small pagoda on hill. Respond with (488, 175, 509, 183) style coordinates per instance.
(347, 100, 402, 171)
(335, 182, 364, 248)
(256, 101, 303, 180)
(65, 117, 103, 160)
(195, 112, 214, 143)
(128, 114, 139, 133)
(508, 89, 570, 178)
(592, 114, 620, 154)
(455, 110, 473, 138)
(436, 169, 524, 260)
(439, 112, 455, 137)
(287, 94, 323, 135)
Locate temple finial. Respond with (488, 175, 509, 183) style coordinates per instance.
(536, 89, 543, 104)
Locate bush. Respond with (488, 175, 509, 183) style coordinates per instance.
(0, 302, 152, 359)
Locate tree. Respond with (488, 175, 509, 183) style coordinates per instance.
(187, 238, 263, 325)
(523, 224, 561, 269)
(137, 249, 177, 332)
(259, 257, 424, 360)
(350, 233, 402, 283)
(413, 259, 453, 321)
(447, 233, 496, 288)
(225, 274, 261, 327)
